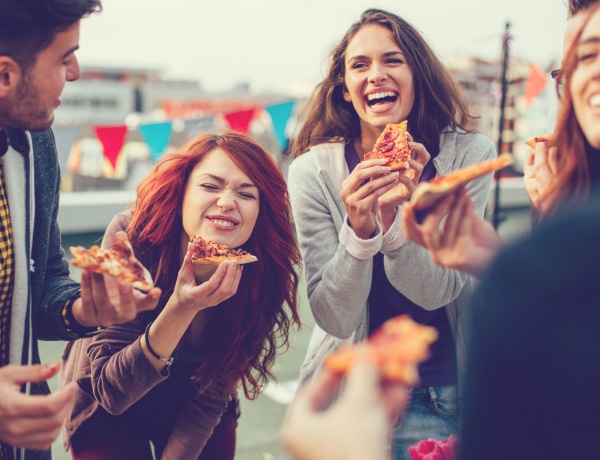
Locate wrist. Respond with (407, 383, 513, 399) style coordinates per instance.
(143, 321, 174, 373)
(62, 292, 105, 337)
(378, 206, 398, 233)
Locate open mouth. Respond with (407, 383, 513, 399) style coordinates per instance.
(366, 91, 398, 107)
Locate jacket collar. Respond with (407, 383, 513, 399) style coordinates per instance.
(5, 128, 31, 156)
(0, 130, 7, 156)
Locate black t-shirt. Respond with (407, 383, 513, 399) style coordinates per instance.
(345, 141, 456, 387)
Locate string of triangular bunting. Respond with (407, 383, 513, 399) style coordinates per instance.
(56, 100, 296, 175)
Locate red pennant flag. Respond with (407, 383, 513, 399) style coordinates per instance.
(94, 124, 128, 170)
(223, 108, 256, 134)
(524, 64, 548, 107)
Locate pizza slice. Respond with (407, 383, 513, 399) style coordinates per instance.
(410, 154, 513, 212)
(70, 240, 154, 292)
(363, 120, 412, 171)
(323, 315, 438, 386)
(190, 235, 258, 266)
(525, 133, 553, 149)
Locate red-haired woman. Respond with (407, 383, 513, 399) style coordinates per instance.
(60, 131, 301, 459)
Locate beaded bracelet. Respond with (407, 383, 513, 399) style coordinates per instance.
(61, 289, 105, 337)
(144, 321, 174, 368)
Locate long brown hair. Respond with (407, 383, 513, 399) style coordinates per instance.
(541, 2, 600, 220)
(291, 8, 474, 158)
(128, 131, 301, 399)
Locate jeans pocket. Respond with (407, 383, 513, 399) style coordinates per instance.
(430, 385, 459, 421)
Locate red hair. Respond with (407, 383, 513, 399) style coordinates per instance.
(541, 3, 600, 220)
(128, 131, 301, 399)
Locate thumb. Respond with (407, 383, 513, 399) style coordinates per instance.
(48, 381, 78, 407)
(341, 362, 381, 407)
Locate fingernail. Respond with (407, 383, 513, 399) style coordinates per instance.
(42, 361, 60, 373)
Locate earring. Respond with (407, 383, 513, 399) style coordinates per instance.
(344, 95, 351, 102)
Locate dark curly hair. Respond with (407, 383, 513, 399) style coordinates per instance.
(0, 0, 102, 72)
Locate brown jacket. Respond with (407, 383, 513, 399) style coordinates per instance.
(60, 211, 235, 459)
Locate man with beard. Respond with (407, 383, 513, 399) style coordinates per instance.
(0, 2, 160, 459)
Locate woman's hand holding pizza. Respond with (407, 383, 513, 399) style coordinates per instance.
(402, 187, 503, 277)
(341, 158, 399, 239)
(523, 141, 559, 212)
(378, 137, 430, 233)
(171, 242, 243, 314)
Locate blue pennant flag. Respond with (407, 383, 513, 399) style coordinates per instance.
(139, 121, 173, 162)
(265, 100, 295, 150)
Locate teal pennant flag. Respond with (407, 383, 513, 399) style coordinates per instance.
(139, 121, 173, 162)
(265, 100, 295, 150)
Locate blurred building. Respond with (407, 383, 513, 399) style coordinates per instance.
(53, 65, 301, 191)
(444, 54, 558, 173)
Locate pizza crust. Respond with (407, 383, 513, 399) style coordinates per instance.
(191, 254, 258, 266)
(525, 133, 553, 149)
(410, 154, 513, 211)
(70, 241, 154, 292)
(189, 235, 258, 265)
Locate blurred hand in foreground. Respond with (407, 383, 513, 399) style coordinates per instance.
(281, 362, 408, 460)
(402, 187, 503, 277)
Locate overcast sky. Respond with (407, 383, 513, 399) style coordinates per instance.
(78, 0, 570, 93)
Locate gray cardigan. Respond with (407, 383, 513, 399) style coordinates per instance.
(287, 128, 496, 394)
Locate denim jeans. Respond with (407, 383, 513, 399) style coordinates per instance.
(392, 385, 460, 460)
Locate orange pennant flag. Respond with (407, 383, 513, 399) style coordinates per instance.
(524, 64, 548, 107)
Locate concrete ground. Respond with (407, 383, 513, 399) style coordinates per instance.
(41, 206, 532, 460)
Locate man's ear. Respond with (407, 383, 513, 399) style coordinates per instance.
(0, 57, 21, 98)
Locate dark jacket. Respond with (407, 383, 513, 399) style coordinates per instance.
(4, 128, 80, 460)
(460, 195, 600, 459)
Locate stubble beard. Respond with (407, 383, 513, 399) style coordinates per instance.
(0, 73, 55, 132)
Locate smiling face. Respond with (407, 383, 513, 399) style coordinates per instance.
(571, 7, 600, 149)
(181, 148, 260, 254)
(0, 21, 81, 131)
(343, 23, 414, 143)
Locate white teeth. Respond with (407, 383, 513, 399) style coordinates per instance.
(367, 91, 396, 100)
(212, 219, 234, 227)
(590, 94, 600, 107)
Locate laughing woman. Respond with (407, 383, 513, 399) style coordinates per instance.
(287, 9, 495, 460)
(60, 131, 301, 459)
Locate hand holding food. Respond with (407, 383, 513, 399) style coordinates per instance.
(324, 315, 438, 386)
(364, 120, 413, 171)
(189, 235, 257, 265)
